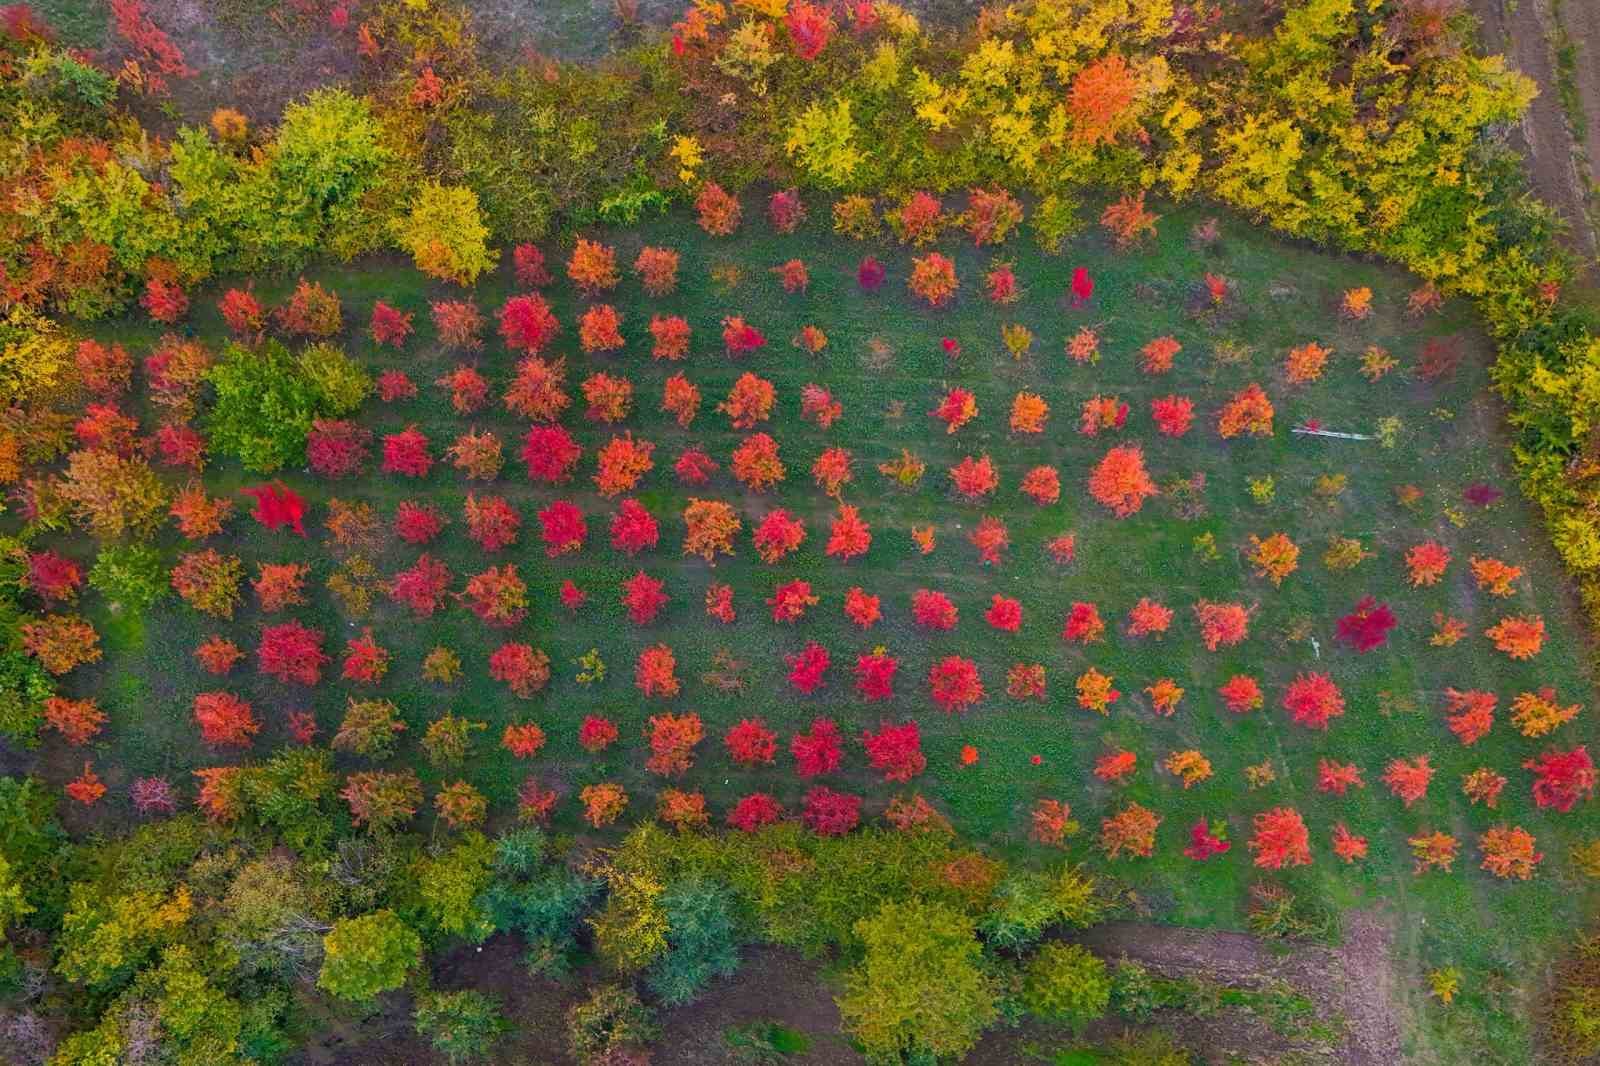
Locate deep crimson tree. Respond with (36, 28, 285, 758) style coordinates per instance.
(609, 498, 659, 555)
(240, 483, 306, 536)
(623, 571, 669, 625)
(389, 554, 452, 616)
(786, 641, 831, 694)
(382, 427, 433, 477)
(1526, 746, 1597, 812)
(862, 720, 925, 782)
(257, 622, 328, 685)
(520, 425, 583, 484)
(728, 792, 784, 832)
(928, 656, 982, 713)
(1335, 595, 1397, 652)
(537, 500, 586, 557)
(394, 500, 447, 544)
(791, 717, 843, 777)
(802, 786, 860, 836)
(854, 648, 898, 700)
(499, 293, 561, 353)
(369, 300, 414, 348)
(306, 419, 372, 478)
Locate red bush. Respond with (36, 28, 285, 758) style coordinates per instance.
(862, 720, 925, 782)
(753, 509, 807, 563)
(622, 570, 669, 624)
(489, 643, 551, 698)
(389, 554, 451, 615)
(499, 294, 561, 354)
(217, 289, 264, 338)
(768, 579, 818, 623)
(464, 493, 521, 551)
(854, 648, 898, 700)
(635, 644, 680, 698)
(786, 641, 831, 694)
(728, 793, 784, 832)
(257, 622, 328, 686)
(382, 426, 433, 478)
(342, 629, 390, 684)
(912, 589, 958, 631)
(432, 300, 485, 350)
(461, 565, 528, 627)
(1526, 746, 1596, 812)
(1150, 395, 1195, 437)
(674, 446, 718, 485)
(193, 691, 259, 747)
(520, 425, 583, 484)
(1281, 672, 1344, 729)
(844, 586, 881, 629)
(791, 717, 843, 777)
(598, 498, 657, 557)
(369, 301, 414, 348)
(43, 696, 106, 745)
(534, 500, 585, 557)
(194, 635, 243, 675)
(802, 786, 860, 836)
(579, 715, 620, 753)
(928, 656, 982, 713)
(307, 419, 372, 478)
(25, 551, 82, 603)
(1335, 595, 1397, 653)
(1248, 807, 1312, 869)
(985, 594, 1022, 632)
(726, 718, 778, 766)
(394, 500, 446, 544)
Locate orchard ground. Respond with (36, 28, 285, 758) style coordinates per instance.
(43, 194, 1600, 1062)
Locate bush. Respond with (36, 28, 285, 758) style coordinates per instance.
(567, 984, 658, 1066)
(1021, 942, 1110, 1031)
(296, 342, 371, 415)
(415, 989, 506, 1065)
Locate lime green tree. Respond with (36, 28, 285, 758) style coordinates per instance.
(391, 183, 499, 285)
(317, 910, 422, 1001)
(837, 899, 998, 1062)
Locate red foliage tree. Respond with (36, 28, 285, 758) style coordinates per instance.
(594, 433, 656, 497)
(342, 629, 390, 684)
(1248, 807, 1312, 869)
(489, 643, 551, 698)
(1525, 746, 1596, 812)
(753, 509, 806, 563)
(1061, 601, 1105, 644)
(464, 493, 521, 551)
(674, 446, 718, 485)
(731, 433, 785, 491)
(240, 482, 306, 536)
(802, 786, 860, 836)
(194, 635, 244, 675)
(394, 500, 447, 544)
(1219, 675, 1263, 713)
(193, 691, 259, 747)
(791, 717, 843, 777)
(503, 356, 570, 421)
(635, 644, 680, 698)
(1335, 595, 1397, 653)
(928, 656, 982, 713)
(986, 594, 1022, 632)
(725, 718, 778, 766)
(513, 243, 552, 287)
(705, 582, 735, 623)
(948, 455, 999, 500)
(461, 565, 527, 626)
(306, 419, 372, 478)
(579, 716, 620, 753)
(728, 793, 784, 832)
(1382, 755, 1435, 807)
(825, 504, 871, 561)
(382, 426, 433, 478)
(432, 300, 485, 351)
(369, 300, 414, 348)
(1282, 672, 1344, 729)
(862, 720, 925, 782)
(608, 498, 659, 555)
(844, 587, 881, 629)
(1150, 395, 1195, 437)
(43, 696, 106, 745)
(854, 648, 898, 700)
(498, 293, 561, 354)
(520, 425, 583, 484)
(912, 589, 958, 631)
(768, 579, 817, 623)
(257, 622, 328, 686)
(389, 553, 452, 616)
(622, 570, 669, 624)
(217, 289, 264, 338)
(786, 641, 831, 694)
(376, 370, 417, 402)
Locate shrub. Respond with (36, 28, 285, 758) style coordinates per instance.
(414, 989, 506, 1066)
(1022, 943, 1110, 1030)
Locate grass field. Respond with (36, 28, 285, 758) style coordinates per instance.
(45, 194, 1600, 1060)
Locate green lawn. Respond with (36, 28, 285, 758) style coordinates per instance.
(54, 194, 1600, 1061)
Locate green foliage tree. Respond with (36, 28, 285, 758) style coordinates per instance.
(296, 342, 372, 415)
(645, 876, 741, 1006)
(837, 899, 998, 1063)
(414, 989, 508, 1065)
(263, 89, 391, 261)
(980, 865, 1103, 951)
(391, 183, 499, 285)
(205, 339, 323, 472)
(1020, 942, 1110, 1031)
(87, 544, 169, 612)
(412, 832, 496, 943)
(317, 909, 422, 1001)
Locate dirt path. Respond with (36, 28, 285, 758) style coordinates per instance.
(1072, 908, 1406, 1066)
(1471, 0, 1600, 272)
